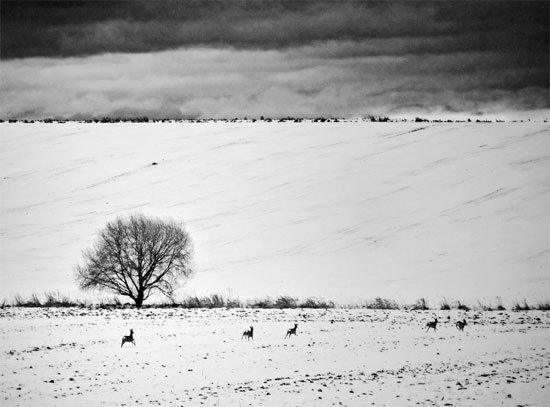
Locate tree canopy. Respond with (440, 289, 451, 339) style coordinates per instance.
(75, 214, 193, 307)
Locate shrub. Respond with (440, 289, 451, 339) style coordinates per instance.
(275, 296, 298, 309)
(476, 300, 494, 311)
(410, 298, 429, 310)
(43, 291, 75, 307)
(174, 294, 243, 309)
(299, 297, 335, 309)
(13, 293, 42, 307)
(180, 296, 203, 308)
(366, 115, 390, 122)
(96, 296, 123, 309)
(365, 297, 400, 310)
(225, 297, 243, 308)
(512, 300, 531, 311)
(440, 298, 451, 310)
(207, 294, 229, 308)
(248, 297, 275, 308)
(456, 301, 471, 311)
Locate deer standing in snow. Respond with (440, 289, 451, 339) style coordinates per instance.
(242, 326, 254, 340)
(121, 329, 135, 347)
(285, 323, 298, 338)
(425, 318, 438, 332)
(455, 319, 467, 332)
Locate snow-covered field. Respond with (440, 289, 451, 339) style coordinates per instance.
(0, 121, 548, 302)
(0, 308, 548, 406)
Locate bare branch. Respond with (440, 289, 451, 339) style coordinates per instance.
(74, 214, 193, 307)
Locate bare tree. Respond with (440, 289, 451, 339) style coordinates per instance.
(75, 214, 193, 307)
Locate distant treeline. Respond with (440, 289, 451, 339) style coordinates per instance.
(1, 292, 549, 311)
(1, 116, 531, 124)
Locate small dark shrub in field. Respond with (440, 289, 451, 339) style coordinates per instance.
(365, 297, 400, 310)
(275, 296, 299, 309)
(410, 298, 429, 310)
(366, 114, 390, 122)
(201, 294, 225, 308)
(512, 300, 530, 311)
(496, 298, 506, 311)
(476, 300, 492, 311)
(535, 301, 550, 310)
(225, 298, 243, 308)
(179, 296, 203, 308)
(512, 300, 531, 311)
(299, 297, 335, 309)
(43, 291, 75, 307)
(476, 299, 506, 311)
(144, 299, 178, 308)
(440, 298, 451, 310)
(207, 294, 234, 308)
(248, 297, 275, 308)
(247, 296, 301, 309)
(97, 296, 123, 309)
(74, 298, 89, 308)
(13, 293, 42, 307)
(456, 301, 471, 311)
(177, 294, 242, 309)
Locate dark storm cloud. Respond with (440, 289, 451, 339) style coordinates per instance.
(0, 1, 548, 119)
(1, 1, 548, 59)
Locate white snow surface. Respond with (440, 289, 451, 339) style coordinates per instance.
(1, 308, 549, 406)
(0, 122, 548, 302)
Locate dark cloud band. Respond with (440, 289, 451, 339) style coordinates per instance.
(0, 1, 548, 119)
(1, 1, 548, 59)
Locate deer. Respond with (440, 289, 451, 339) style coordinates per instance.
(285, 323, 298, 339)
(455, 319, 467, 331)
(242, 326, 254, 340)
(425, 318, 438, 332)
(121, 329, 135, 347)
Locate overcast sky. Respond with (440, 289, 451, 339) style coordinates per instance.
(1, 0, 548, 119)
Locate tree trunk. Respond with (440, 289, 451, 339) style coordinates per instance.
(135, 292, 144, 308)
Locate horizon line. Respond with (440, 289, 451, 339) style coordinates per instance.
(2, 117, 547, 124)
